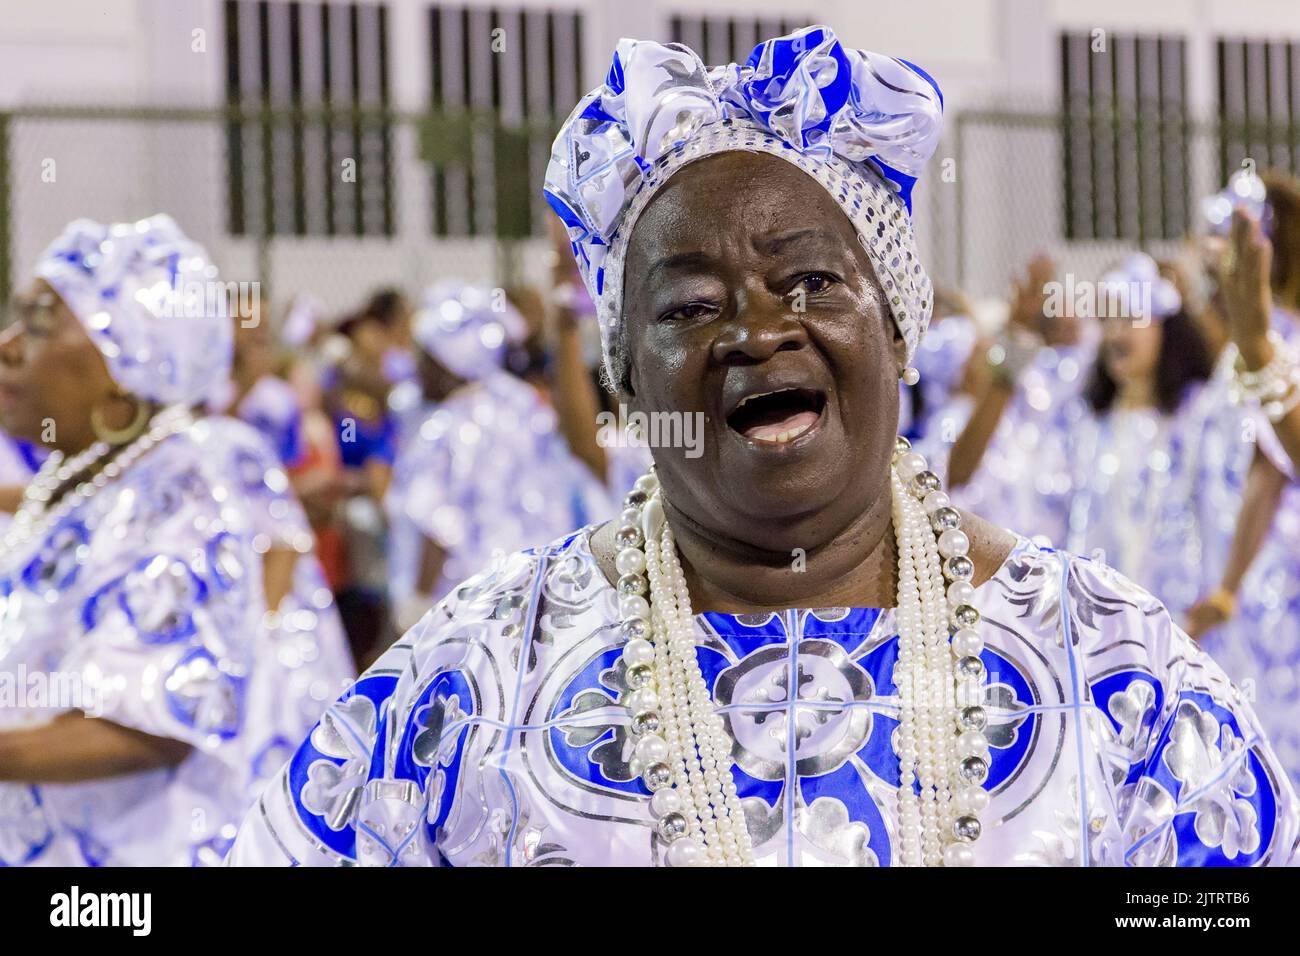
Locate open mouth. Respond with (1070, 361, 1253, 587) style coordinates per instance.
(726, 387, 827, 444)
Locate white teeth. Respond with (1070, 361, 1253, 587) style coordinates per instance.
(763, 421, 813, 445)
(735, 389, 781, 411)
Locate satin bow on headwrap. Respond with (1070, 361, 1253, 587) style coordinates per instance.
(35, 214, 232, 407)
(1098, 253, 1182, 323)
(543, 24, 944, 383)
(413, 281, 527, 381)
(1202, 168, 1272, 237)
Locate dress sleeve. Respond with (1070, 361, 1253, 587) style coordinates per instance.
(1091, 566, 1300, 866)
(227, 549, 540, 866)
(58, 514, 267, 757)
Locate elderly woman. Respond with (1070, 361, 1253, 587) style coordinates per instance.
(385, 281, 614, 635)
(229, 27, 1296, 867)
(0, 215, 348, 865)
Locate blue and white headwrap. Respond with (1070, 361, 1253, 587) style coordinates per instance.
(35, 214, 232, 407)
(543, 24, 944, 384)
(1202, 168, 1273, 237)
(413, 281, 527, 381)
(1098, 253, 1182, 323)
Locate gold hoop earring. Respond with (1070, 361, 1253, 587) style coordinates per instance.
(90, 395, 150, 445)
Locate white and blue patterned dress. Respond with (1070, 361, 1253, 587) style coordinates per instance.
(228, 529, 1298, 866)
(0, 419, 350, 866)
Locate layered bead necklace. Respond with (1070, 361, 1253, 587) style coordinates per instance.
(614, 436, 989, 866)
(2, 404, 194, 554)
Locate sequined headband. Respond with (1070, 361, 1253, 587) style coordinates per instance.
(543, 24, 944, 384)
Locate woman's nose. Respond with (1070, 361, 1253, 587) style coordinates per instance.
(710, 291, 807, 365)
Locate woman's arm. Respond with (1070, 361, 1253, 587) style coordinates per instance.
(946, 256, 1053, 489)
(945, 372, 1015, 489)
(261, 547, 299, 613)
(391, 535, 449, 640)
(1185, 448, 1287, 639)
(0, 711, 191, 783)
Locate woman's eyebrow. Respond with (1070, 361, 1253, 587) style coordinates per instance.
(752, 227, 836, 256)
(648, 249, 716, 283)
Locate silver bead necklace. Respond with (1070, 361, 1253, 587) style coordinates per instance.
(612, 436, 989, 866)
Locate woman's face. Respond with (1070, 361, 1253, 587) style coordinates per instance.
(622, 151, 905, 550)
(0, 278, 118, 449)
(1100, 316, 1162, 386)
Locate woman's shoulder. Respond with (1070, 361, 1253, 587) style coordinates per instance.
(396, 526, 606, 659)
(974, 534, 1239, 696)
(980, 533, 1168, 622)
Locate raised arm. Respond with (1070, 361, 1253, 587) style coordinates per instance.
(947, 255, 1054, 488)
(1221, 209, 1300, 473)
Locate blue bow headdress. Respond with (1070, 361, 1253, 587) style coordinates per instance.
(543, 25, 944, 382)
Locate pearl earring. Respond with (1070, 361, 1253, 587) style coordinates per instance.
(902, 367, 920, 386)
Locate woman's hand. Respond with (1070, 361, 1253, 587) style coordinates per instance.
(1184, 598, 1229, 642)
(1222, 208, 1276, 370)
(1008, 253, 1055, 338)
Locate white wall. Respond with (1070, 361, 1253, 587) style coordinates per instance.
(4, 0, 1300, 312)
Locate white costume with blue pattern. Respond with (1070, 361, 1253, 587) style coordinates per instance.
(229, 529, 1297, 866)
(0, 420, 349, 866)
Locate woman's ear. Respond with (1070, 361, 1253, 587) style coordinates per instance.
(889, 320, 909, 377)
(620, 366, 637, 403)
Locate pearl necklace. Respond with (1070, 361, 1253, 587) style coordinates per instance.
(2, 404, 195, 553)
(614, 435, 989, 866)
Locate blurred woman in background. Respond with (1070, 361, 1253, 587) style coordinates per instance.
(1048, 254, 1226, 616)
(0, 215, 343, 864)
(209, 295, 306, 469)
(1193, 174, 1300, 788)
(898, 285, 980, 444)
(384, 281, 612, 639)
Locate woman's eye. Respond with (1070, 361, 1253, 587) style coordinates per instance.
(794, 272, 837, 296)
(660, 302, 715, 323)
